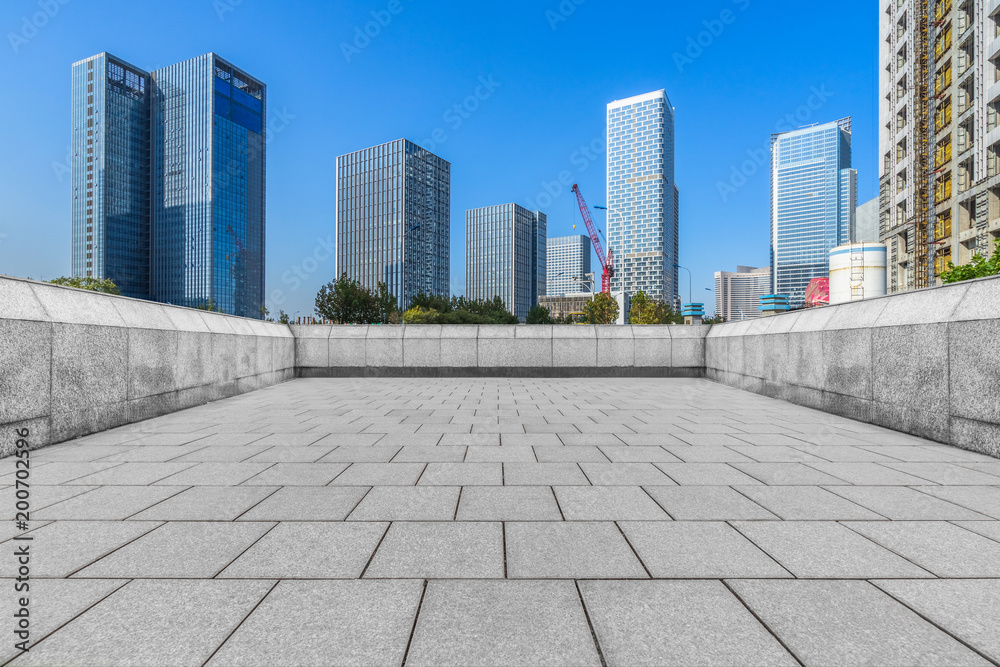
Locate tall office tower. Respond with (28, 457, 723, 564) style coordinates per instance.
(337, 139, 451, 309)
(855, 197, 880, 243)
(546, 235, 591, 296)
(466, 204, 546, 321)
(71, 52, 266, 317)
(71, 54, 151, 299)
(770, 118, 857, 307)
(879, 1, 997, 293)
(607, 90, 679, 302)
(714, 266, 771, 321)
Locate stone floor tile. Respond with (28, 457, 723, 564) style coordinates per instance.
(615, 433, 691, 447)
(1, 484, 98, 512)
(364, 521, 503, 578)
(533, 445, 609, 462)
(206, 580, 423, 667)
(881, 462, 1000, 485)
(328, 462, 426, 485)
(672, 433, 747, 446)
(804, 461, 938, 485)
(439, 433, 501, 446)
(726, 445, 828, 463)
(867, 445, 988, 462)
(153, 463, 273, 486)
(0, 521, 160, 577)
(316, 445, 401, 463)
(953, 520, 1000, 542)
(456, 486, 562, 521)
(418, 462, 502, 486)
(310, 433, 386, 447)
(873, 579, 1000, 664)
(91, 444, 209, 462)
(3, 461, 122, 485)
(188, 433, 268, 447)
(844, 521, 1000, 577)
(503, 462, 590, 486)
(219, 522, 387, 578)
(729, 580, 991, 667)
(10, 580, 273, 667)
(789, 444, 899, 462)
(731, 521, 933, 578)
(34, 486, 186, 520)
(598, 446, 681, 462)
(129, 486, 278, 521)
(620, 521, 792, 578)
(347, 486, 460, 521)
(241, 446, 334, 462)
(826, 486, 992, 520)
(654, 462, 765, 485)
(554, 486, 669, 520)
(236, 486, 369, 521)
(731, 462, 851, 485)
(506, 521, 648, 578)
(662, 445, 756, 463)
(578, 462, 675, 485)
(580, 580, 798, 667)
(915, 486, 1000, 519)
(250, 432, 331, 447)
(644, 486, 779, 520)
(171, 445, 272, 462)
(406, 580, 600, 667)
(500, 433, 563, 447)
(75, 521, 273, 578)
(240, 462, 349, 486)
(735, 486, 886, 520)
(390, 445, 467, 462)
(465, 445, 536, 463)
(558, 434, 625, 447)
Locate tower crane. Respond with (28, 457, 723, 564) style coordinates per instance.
(571, 183, 614, 293)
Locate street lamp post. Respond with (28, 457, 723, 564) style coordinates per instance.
(673, 264, 692, 305)
(594, 205, 626, 294)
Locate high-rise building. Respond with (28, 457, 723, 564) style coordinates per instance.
(879, 2, 999, 293)
(337, 139, 450, 309)
(546, 235, 591, 297)
(607, 90, 679, 302)
(854, 197, 880, 243)
(466, 204, 545, 321)
(71, 52, 266, 317)
(714, 266, 771, 321)
(770, 118, 857, 307)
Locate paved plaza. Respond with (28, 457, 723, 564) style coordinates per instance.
(4, 377, 1000, 666)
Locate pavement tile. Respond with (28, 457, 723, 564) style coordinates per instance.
(500, 433, 563, 447)
(418, 462, 502, 486)
(915, 486, 1000, 519)
(240, 446, 334, 463)
(75, 521, 274, 578)
(844, 521, 1000, 577)
(729, 580, 991, 667)
(347, 486, 460, 521)
(10, 580, 273, 667)
(554, 486, 669, 520)
(880, 462, 1000, 485)
(731, 521, 934, 578)
(503, 462, 590, 486)
(804, 461, 937, 485)
(439, 433, 501, 446)
(171, 445, 272, 462)
(328, 462, 426, 486)
(61, 462, 195, 485)
(644, 486, 779, 520)
(457, 486, 562, 521)
(4, 462, 123, 485)
(206, 580, 423, 667)
(825, 486, 992, 520)
(578, 462, 675, 485)
(129, 486, 278, 521)
(662, 445, 756, 463)
(558, 434, 625, 447)
(620, 522, 792, 578)
(580, 580, 798, 667)
(240, 462, 349, 486)
(1, 484, 98, 512)
(506, 521, 648, 579)
(726, 445, 827, 463)
(153, 463, 273, 486)
(390, 445, 467, 462)
(465, 445, 536, 463)
(364, 521, 504, 578)
(654, 462, 765, 485)
(406, 580, 601, 667)
(34, 486, 186, 520)
(598, 446, 681, 462)
(533, 446, 609, 462)
(220, 522, 388, 578)
(237, 487, 369, 521)
(874, 580, 1000, 664)
(735, 486, 886, 520)
(730, 462, 851, 485)
(316, 446, 401, 463)
(0, 521, 160, 577)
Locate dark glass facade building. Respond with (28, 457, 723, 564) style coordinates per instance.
(336, 139, 451, 308)
(71, 52, 266, 317)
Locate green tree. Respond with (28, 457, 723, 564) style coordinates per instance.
(703, 314, 727, 325)
(402, 306, 440, 324)
(525, 305, 554, 324)
(628, 291, 683, 324)
(583, 292, 620, 325)
(940, 240, 1000, 284)
(48, 276, 121, 295)
(315, 274, 399, 324)
(193, 299, 219, 312)
(277, 310, 291, 324)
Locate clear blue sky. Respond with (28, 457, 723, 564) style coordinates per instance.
(0, 0, 879, 317)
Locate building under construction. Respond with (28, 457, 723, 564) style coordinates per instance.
(879, 0, 1000, 293)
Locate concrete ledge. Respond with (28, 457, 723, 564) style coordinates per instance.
(297, 366, 705, 379)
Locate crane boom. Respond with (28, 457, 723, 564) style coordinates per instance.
(571, 183, 614, 293)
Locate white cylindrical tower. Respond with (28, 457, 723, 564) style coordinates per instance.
(829, 243, 888, 305)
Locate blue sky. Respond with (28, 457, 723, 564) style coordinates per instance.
(0, 0, 878, 317)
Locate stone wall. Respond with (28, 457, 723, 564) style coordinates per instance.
(293, 324, 710, 377)
(0, 276, 295, 455)
(705, 274, 1000, 457)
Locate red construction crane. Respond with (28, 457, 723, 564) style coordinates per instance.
(571, 183, 614, 293)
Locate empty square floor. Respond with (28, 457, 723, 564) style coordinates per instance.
(5, 377, 1000, 667)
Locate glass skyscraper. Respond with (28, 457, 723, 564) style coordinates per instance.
(71, 52, 266, 317)
(607, 90, 679, 303)
(337, 139, 451, 309)
(466, 204, 545, 321)
(546, 235, 591, 297)
(770, 118, 857, 307)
